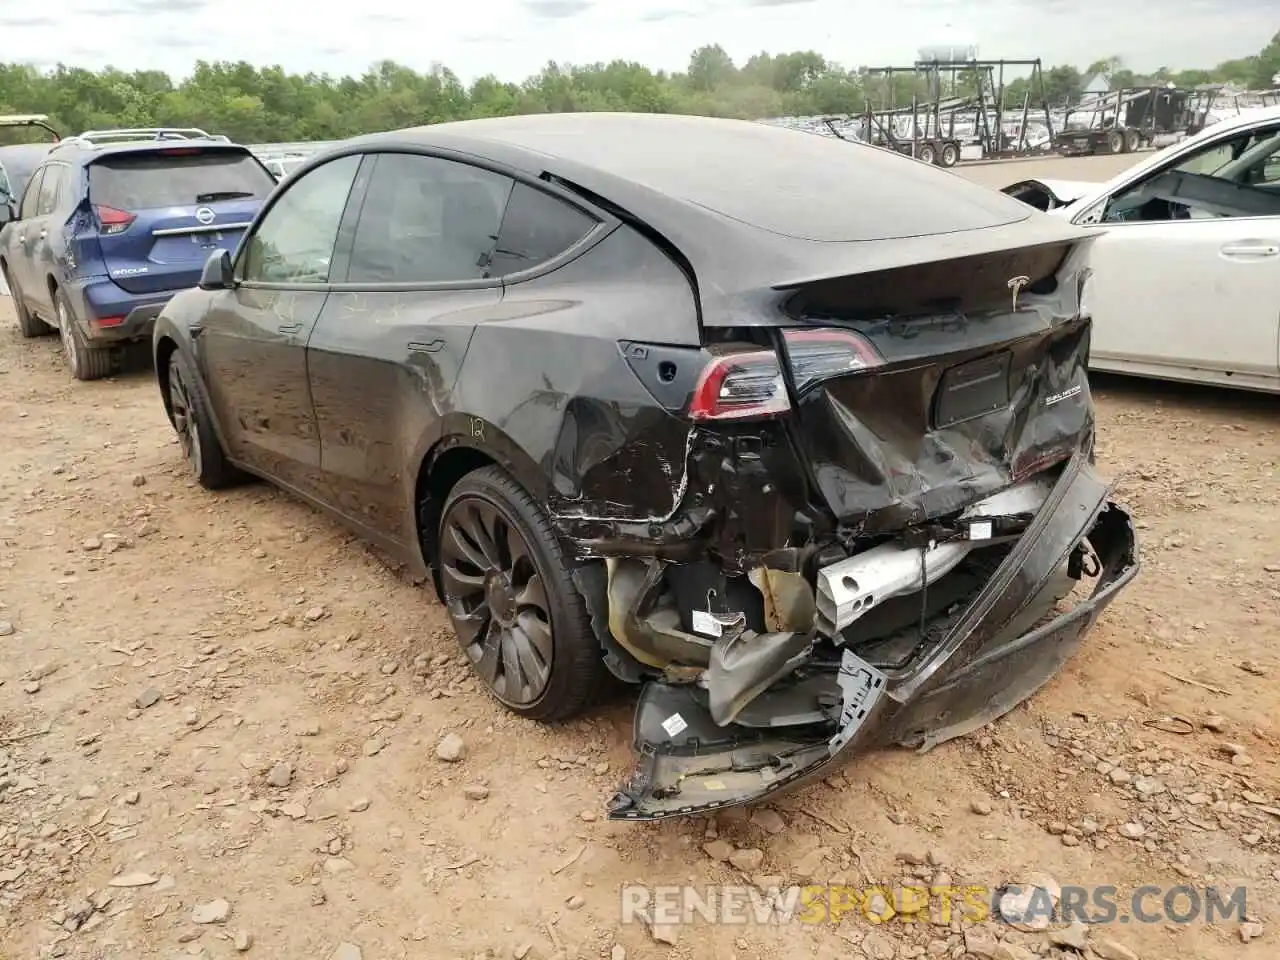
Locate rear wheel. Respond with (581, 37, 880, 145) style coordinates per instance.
(167, 349, 243, 489)
(1124, 128, 1141, 153)
(438, 465, 606, 722)
(916, 143, 937, 165)
(940, 142, 960, 167)
(1106, 130, 1125, 154)
(55, 289, 113, 381)
(2, 266, 54, 338)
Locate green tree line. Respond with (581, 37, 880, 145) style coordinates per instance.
(1, 31, 1277, 146)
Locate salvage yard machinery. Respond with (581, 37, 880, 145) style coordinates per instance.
(915, 57, 1056, 159)
(820, 58, 1056, 166)
(1054, 85, 1220, 156)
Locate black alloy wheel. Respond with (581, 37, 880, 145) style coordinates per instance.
(439, 494, 556, 709)
(165, 349, 243, 490)
(168, 355, 204, 478)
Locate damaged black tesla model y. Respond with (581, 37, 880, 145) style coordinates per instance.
(151, 113, 1139, 821)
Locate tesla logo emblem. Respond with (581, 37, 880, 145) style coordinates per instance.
(195, 206, 216, 225)
(1007, 275, 1030, 311)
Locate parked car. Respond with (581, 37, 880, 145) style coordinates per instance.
(0, 143, 56, 296)
(0, 143, 56, 213)
(151, 113, 1139, 820)
(0, 127, 277, 380)
(263, 156, 307, 180)
(1003, 104, 1280, 394)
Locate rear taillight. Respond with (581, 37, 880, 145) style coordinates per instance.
(94, 205, 136, 236)
(689, 346, 790, 421)
(782, 328, 883, 393)
(688, 328, 883, 421)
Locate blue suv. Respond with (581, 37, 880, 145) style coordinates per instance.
(0, 128, 277, 380)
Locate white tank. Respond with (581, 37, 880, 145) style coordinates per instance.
(918, 29, 978, 64)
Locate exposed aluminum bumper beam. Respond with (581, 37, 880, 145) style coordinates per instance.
(814, 477, 1054, 637)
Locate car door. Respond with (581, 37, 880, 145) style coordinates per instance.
(305, 151, 517, 547)
(9, 165, 46, 300)
(197, 152, 363, 498)
(18, 162, 69, 318)
(1078, 123, 1280, 382)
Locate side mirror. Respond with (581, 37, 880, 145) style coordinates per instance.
(198, 248, 234, 290)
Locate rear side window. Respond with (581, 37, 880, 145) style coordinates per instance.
(89, 150, 275, 211)
(488, 182, 598, 277)
(346, 153, 513, 284)
(36, 165, 66, 215)
(20, 168, 45, 218)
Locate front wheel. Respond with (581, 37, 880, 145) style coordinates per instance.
(916, 144, 937, 165)
(166, 349, 243, 489)
(1106, 130, 1125, 154)
(1124, 129, 1141, 153)
(437, 465, 606, 722)
(940, 142, 960, 167)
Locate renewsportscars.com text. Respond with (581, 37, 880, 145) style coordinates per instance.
(619, 883, 1248, 926)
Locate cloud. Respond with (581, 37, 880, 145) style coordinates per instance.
(124, 0, 207, 11)
(639, 7, 698, 20)
(522, 0, 592, 19)
(461, 32, 515, 44)
(3, 0, 1274, 88)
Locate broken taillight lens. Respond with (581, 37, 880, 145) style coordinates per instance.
(688, 328, 883, 421)
(94, 205, 136, 236)
(782, 328, 883, 393)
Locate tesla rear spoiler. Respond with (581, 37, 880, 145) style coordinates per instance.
(769, 214, 1098, 292)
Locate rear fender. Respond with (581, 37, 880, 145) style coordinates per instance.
(66, 196, 106, 280)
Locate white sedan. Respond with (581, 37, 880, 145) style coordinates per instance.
(1002, 106, 1280, 394)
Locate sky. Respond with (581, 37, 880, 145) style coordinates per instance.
(2, 0, 1274, 84)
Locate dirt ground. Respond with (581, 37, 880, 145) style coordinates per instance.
(1, 156, 1278, 960)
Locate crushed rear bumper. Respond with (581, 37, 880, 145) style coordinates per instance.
(606, 452, 1138, 821)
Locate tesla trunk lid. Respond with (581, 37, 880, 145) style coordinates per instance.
(88, 146, 273, 295)
(770, 239, 1093, 532)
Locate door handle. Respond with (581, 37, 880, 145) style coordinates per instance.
(1220, 242, 1280, 258)
(37, 230, 46, 240)
(278, 323, 302, 335)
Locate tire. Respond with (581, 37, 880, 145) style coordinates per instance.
(2, 265, 54, 338)
(1124, 129, 1140, 153)
(940, 142, 960, 167)
(916, 144, 937, 165)
(437, 465, 606, 722)
(55, 288, 113, 381)
(166, 348, 244, 489)
(1106, 130, 1125, 154)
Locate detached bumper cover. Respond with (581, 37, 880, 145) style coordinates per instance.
(607, 453, 1138, 821)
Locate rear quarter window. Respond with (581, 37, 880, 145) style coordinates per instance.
(89, 150, 275, 210)
(489, 182, 598, 277)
